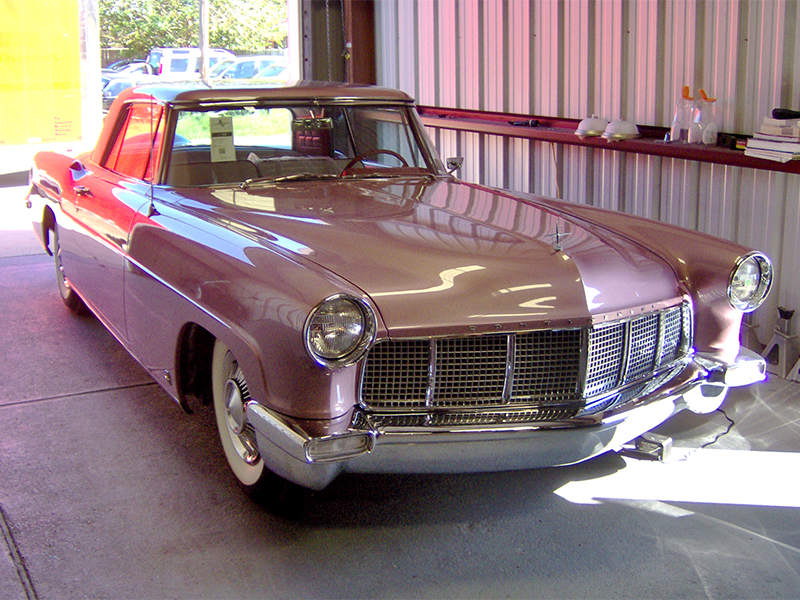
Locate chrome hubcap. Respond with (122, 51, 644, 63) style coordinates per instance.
(224, 378, 247, 435)
(55, 235, 70, 291)
(222, 361, 259, 465)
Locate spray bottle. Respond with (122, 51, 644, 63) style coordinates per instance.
(670, 85, 694, 143)
(688, 89, 718, 145)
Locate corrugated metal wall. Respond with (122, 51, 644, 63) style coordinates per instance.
(375, 0, 800, 341)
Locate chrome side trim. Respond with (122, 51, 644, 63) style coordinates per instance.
(426, 338, 437, 408)
(618, 312, 633, 382)
(503, 333, 515, 401)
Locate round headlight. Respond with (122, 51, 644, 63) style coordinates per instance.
(728, 252, 772, 312)
(304, 295, 376, 367)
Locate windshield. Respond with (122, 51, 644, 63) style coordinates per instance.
(164, 103, 441, 187)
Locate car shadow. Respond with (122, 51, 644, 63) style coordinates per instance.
(253, 449, 628, 527)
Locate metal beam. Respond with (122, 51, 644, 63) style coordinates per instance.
(343, 0, 375, 84)
(300, 0, 375, 83)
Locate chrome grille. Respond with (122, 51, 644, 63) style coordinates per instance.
(584, 323, 626, 397)
(435, 336, 507, 405)
(583, 364, 684, 415)
(585, 305, 688, 398)
(627, 312, 660, 380)
(360, 303, 690, 422)
(361, 329, 583, 411)
(366, 406, 578, 428)
(360, 339, 429, 409)
(513, 329, 583, 401)
(660, 305, 687, 364)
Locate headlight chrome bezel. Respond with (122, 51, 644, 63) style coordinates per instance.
(304, 294, 377, 368)
(728, 251, 773, 312)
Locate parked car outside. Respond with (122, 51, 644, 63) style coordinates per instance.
(254, 60, 288, 84)
(102, 58, 145, 73)
(101, 74, 157, 111)
(146, 47, 235, 79)
(101, 61, 154, 89)
(217, 55, 281, 79)
(25, 81, 772, 498)
(208, 58, 236, 78)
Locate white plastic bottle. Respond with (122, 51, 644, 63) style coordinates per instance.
(670, 85, 693, 143)
(688, 89, 718, 145)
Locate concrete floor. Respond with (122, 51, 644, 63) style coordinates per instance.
(2, 181, 800, 599)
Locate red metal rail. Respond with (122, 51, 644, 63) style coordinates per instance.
(417, 105, 800, 175)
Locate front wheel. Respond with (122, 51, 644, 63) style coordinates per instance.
(212, 340, 264, 487)
(211, 340, 294, 505)
(52, 225, 86, 314)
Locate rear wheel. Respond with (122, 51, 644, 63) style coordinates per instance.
(52, 225, 86, 314)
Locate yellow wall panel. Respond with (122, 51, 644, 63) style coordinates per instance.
(0, 0, 82, 144)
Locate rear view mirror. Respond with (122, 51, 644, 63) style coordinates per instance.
(446, 156, 464, 174)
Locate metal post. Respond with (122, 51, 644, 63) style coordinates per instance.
(199, 0, 210, 83)
(343, 0, 375, 84)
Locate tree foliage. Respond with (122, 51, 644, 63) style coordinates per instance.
(100, 0, 287, 58)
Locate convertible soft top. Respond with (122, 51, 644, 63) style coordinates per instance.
(119, 80, 416, 106)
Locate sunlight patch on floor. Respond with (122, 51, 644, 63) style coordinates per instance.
(0, 186, 35, 231)
(555, 448, 800, 508)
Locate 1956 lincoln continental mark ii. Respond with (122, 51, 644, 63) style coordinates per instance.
(26, 81, 773, 494)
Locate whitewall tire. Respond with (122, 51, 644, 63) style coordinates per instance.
(211, 339, 266, 487)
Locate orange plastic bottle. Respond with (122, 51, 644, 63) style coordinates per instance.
(688, 89, 718, 145)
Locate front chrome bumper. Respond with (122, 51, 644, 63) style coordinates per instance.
(245, 348, 766, 490)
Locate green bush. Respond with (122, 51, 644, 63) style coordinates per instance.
(100, 0, 288, 59)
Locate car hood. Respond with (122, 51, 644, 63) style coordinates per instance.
(184, 178, 680, 336)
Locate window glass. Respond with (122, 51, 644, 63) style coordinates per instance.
(233, 61, 256, 78)
(170, 58, 190, 73)
(105, 103, 164, 180)
(166, 104, 437, 187)
(345, 107, 426, 168)
(175, 107, 293, 148)
(258, 63, 285, 78)
(146, 50, 162, 70)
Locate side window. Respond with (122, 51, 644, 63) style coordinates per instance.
(105, 103, 164, 181)
(171, 58, 190, 73)
(347, 107, 425, 168)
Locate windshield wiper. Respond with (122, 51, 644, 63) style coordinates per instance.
(340, 171, 436, 181)
(240, 172, 340, 190)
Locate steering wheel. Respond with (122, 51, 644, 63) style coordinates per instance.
(340, 149, 408, 176)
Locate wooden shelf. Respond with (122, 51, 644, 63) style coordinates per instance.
(417, 105, 800, 175)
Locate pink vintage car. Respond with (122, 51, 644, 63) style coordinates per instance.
(26, 81, 772, 494)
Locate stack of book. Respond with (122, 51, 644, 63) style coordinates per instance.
(745, 115, 800, 162)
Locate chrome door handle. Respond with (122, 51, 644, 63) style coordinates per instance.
(73, 185, 92, 197)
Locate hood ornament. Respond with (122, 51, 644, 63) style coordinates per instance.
(551, 222, 570, 252)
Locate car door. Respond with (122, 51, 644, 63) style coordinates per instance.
(60, 101, 164, 341)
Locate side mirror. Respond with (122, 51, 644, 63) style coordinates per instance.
(69, 160, 89, 181)
(446, 156, 464, 174)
